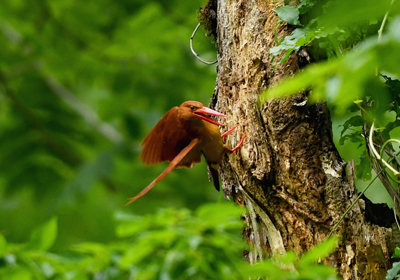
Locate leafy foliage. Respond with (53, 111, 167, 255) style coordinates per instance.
(270, 0, 398, 63)
(387, 248, 400, 280)
(0, 0, 218, 249)
(263, 0, 400, 208)
(0, 203, 338, 280)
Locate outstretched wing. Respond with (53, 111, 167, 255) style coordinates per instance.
(140, 107, 192, 165)
(126, 138, 199, 205)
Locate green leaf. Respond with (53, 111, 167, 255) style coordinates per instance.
(275, 6, 300, 25)
(298, 238, 338, 266)
(356, 153, 372, 181)
(340, 115, 364, 139)
(393, 247, 400, 258)
(73, 242, 107, 255)
(339, 131, 364, 146)
(259, 58, 340, 101)
(196, 202, 242, 225)
(270, 28, 311, 59)
(386, 261, 400, 280)
(297, 0, 317, 14)
(29, 217, 58, 251)
(116, 218, 149, 238)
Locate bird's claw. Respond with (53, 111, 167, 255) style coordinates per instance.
(231, 132, 246, 153)
(221, 124, 239, 142)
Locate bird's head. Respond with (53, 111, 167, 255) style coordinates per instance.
(178, 101, 226, 127)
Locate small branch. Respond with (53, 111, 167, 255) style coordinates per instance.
(328, 170, 382, 238)
(394, 197, 400, 231)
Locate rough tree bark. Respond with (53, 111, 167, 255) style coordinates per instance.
(201, 0, 397, 279)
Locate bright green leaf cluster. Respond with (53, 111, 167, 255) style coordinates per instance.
(271, 0, 399, 62)
(0, 203, 338, 279)
(240, 237, 338, 280)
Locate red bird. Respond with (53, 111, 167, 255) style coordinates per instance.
(126, 101, 245, 205)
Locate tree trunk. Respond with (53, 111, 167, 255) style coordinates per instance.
(204, 0, 396, 279)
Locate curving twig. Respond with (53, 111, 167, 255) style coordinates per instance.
(369, 122, 400, 176)
(190, 23, 217, 65)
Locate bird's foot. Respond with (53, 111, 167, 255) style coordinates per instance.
(221, 124, 238, 141)
(231, 132, 246, 153)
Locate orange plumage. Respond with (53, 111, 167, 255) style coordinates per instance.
(126, 101, 245, 205)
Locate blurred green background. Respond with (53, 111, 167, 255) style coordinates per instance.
(0, 0, 222, 251)
(0, 0, 396, 256)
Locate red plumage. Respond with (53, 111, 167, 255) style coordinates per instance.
(126, 101, 245, 205)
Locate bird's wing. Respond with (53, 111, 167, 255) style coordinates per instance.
(126, 138, 199, 205)
(140, 107, 192, 165)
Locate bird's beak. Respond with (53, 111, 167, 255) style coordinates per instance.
(194, 106, 227, 127)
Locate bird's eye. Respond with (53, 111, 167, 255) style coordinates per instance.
(190, 105, 195, 110)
